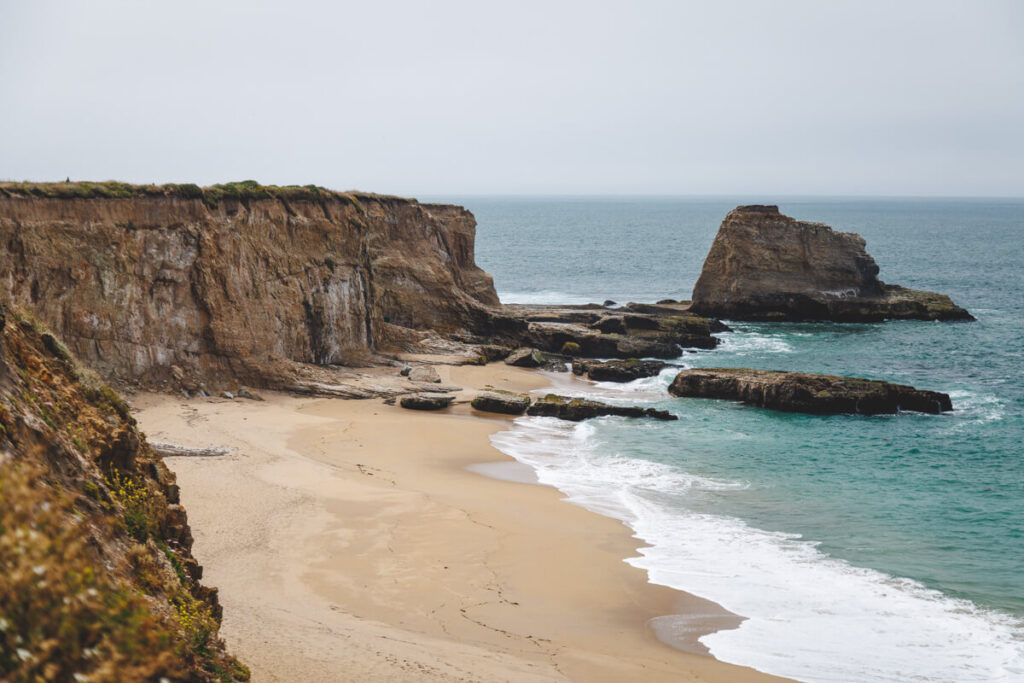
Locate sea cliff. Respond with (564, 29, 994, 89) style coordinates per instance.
(0, 181, 498, 389)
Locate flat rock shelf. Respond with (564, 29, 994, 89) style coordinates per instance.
(669, 368, 953, 415)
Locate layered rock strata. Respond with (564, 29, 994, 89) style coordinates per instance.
(502, 303, 725, 356)
(668, 368, 953, 415)
(0, 181, 501, 389)
(690, 205, 973, 322)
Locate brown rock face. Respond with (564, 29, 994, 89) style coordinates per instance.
(0, 183, 499, 387)
(668, 368, 953, 415)
(690, 205, 972, 322)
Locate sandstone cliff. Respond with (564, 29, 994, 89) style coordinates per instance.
(0, 181, 499, 389)
(690, 205, 973, 322)
(0, 305, 246, 680)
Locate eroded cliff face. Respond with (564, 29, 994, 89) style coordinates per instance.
(690, 205, 972, 322)
(0, 183, 499, 388)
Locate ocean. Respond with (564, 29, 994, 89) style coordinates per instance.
(450, 196, 1024, 682)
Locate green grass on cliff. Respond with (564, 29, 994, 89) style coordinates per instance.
(0, 179, 413, 208)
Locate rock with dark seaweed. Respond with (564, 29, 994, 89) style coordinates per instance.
(399, 392, 455, 410)
(526, 394, 677, 421)
(572, 359, 669, 383)
(471, 390, 532, 415)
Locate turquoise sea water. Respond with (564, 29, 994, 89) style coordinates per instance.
(449, 196, 1024, 682)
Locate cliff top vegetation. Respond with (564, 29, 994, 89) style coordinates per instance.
(0, 307, 248, 681)
(0, 179, 413, 208)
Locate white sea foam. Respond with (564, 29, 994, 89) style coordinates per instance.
(498, 290, 602, 305)
(488, 412, 1024, 683)
(714, 330, 794, 355)
(547, 366, 682, 403)
(947, 389, 1008, 425)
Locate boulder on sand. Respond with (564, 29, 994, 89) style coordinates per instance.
(505, 347, 545, 367)
(399, 393, 455, 410)
(407, 365, 442, 383)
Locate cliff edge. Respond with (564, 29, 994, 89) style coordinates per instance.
(690, 205, 973, 322)
(0, 181, 500, 390)
(0, 306, 246, 680)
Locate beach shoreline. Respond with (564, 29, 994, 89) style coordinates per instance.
(132, 363, 790, 682)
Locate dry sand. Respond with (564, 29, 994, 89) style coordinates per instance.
(133, 364, 790, 682)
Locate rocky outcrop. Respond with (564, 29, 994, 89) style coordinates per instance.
(668, 368, 952, 415)
(501, 304, 725, 357)
(0, 306, 246, 680)
(505, 347, 545, 367)
(471, 391, 532, 415)
(690, 205, 973, 322)
(571, 358, 668, 382)
(0, 181, 500, 390)
(526, 394, 677, 421)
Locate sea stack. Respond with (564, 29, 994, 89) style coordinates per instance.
(690, 205, 973, 322)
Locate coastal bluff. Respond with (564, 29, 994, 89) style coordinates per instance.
(690, 205, 973, 322)
(0, 305, 246, 680)
(0, 181, 501, 388)
(0, 181, 727, 393)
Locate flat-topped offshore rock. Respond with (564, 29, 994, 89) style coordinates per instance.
(668, 368, 952, 415)
(690, 205, 973, 322)
(571, 358, 668, 382)
(526, 394, 677, 421)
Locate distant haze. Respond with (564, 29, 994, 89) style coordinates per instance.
(2, 0, 1022, 197)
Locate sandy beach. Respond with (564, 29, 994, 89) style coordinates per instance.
(133, 364, 789, 682)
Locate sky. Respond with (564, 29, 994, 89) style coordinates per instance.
(1, 1, 1022, 197)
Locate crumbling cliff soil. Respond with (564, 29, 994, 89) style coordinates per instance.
(0, 305, 246, 681)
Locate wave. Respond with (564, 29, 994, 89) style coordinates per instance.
(713, 329, 794, 355)
(497, 290, 603, 305)
(947, 389, 1010, 425)
(488, 386, 1024, 682)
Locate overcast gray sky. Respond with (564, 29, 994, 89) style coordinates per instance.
(1, 1, 1022, 196)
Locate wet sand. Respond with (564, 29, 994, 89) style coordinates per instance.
(133, 364, 790, 682)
